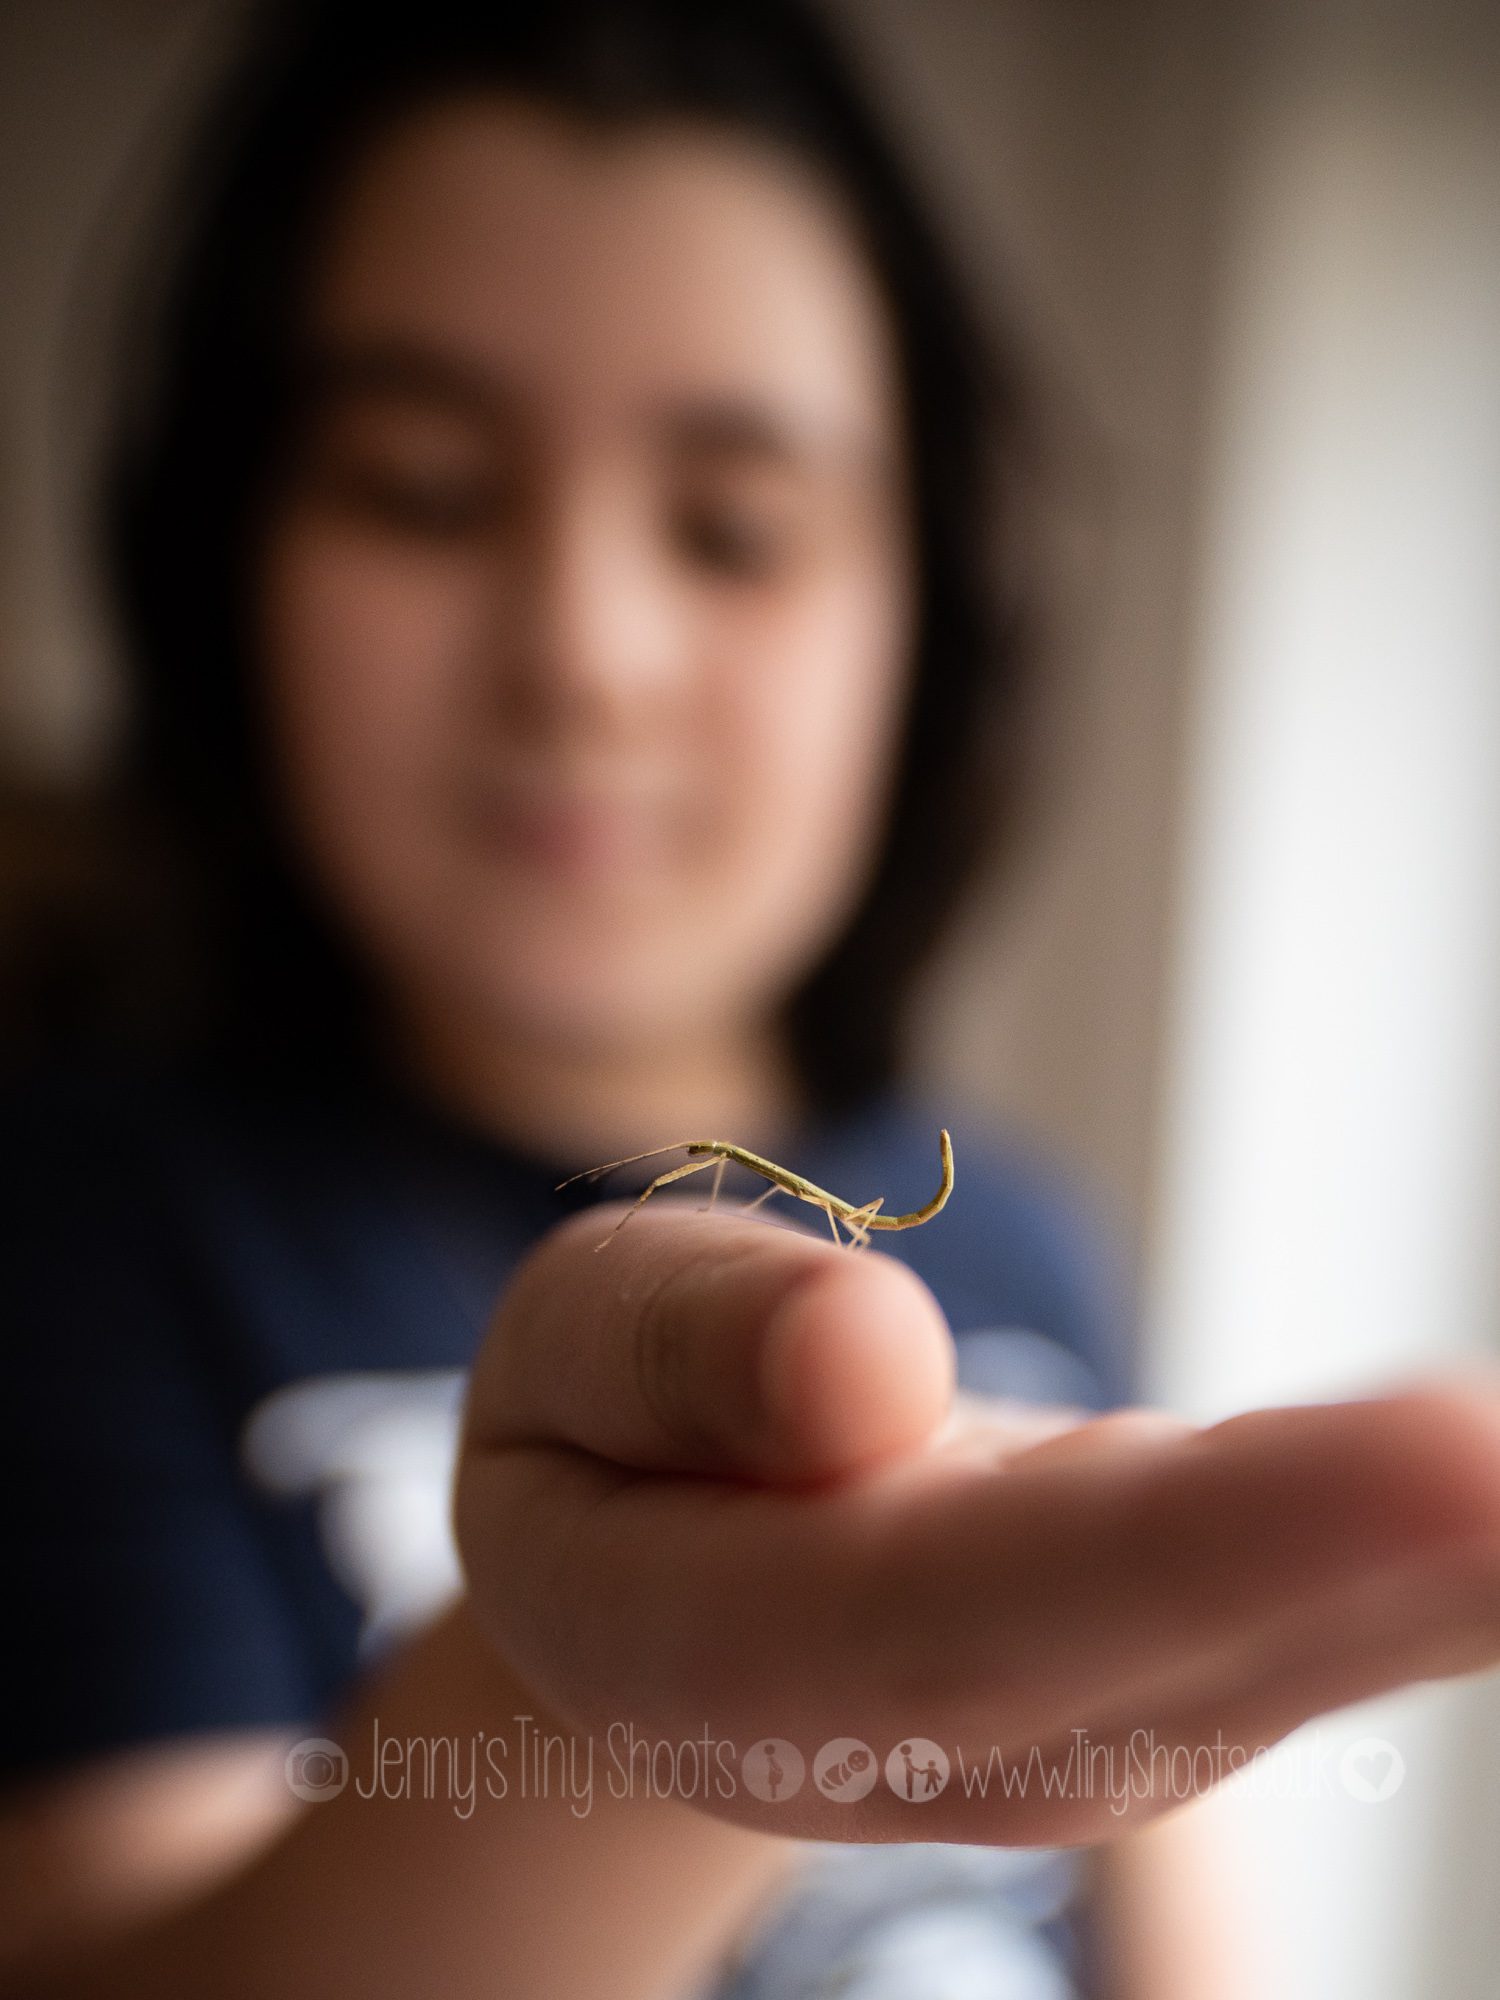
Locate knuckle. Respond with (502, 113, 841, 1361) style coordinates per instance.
(631, 1256, 718, 1454)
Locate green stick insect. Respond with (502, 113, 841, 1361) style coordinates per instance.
(556, 1128, 954, 1252)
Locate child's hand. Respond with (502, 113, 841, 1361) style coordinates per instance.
(455, 1205, 1500, 1845)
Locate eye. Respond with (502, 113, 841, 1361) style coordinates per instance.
(673, 501, 794, 581)
(323, 462, 508, 540)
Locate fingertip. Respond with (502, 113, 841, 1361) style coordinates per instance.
(756, 1252, 954, 1484)
(1360, 1383, 1500, 1556)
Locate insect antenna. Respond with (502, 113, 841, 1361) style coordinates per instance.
(554, 1141, 696, 1192)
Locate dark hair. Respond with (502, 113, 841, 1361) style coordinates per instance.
(83, 0, 1037, 1118)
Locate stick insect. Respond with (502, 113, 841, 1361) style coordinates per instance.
(556, 1128, 954, 1252)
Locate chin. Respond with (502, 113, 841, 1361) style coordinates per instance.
(479, 984, 688, 1056)
(444, 937, 697, 1051)
(419, 889, 807, 1051)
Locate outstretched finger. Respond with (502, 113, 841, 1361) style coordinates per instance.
(461, 1200, 956, 1486)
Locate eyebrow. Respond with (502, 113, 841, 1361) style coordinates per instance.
(298, 339, 506, 426)
(298, 336, 885, 474)
(660, 401, 879, 476)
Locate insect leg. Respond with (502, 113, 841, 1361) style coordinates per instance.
(700, 1153, 727, 1214)
(594, 1157, 718, 1250)
(843, 1197, 884, 1251)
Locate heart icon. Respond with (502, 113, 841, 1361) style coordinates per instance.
(1339, 1736, 1406, 1803)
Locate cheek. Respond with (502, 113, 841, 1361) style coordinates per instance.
(703, 566, 913, 967)
(255, 524, 482, 932)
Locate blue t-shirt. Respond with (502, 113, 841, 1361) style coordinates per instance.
(2, 1052, 1134, 1997)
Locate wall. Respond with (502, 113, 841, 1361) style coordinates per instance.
(1148, 4, 1500, 1996)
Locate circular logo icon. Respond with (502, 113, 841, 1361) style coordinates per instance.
(741, 1737, 806, 1803)
(286, 1736, 349, 1802)
(813, 1737, 878, 1803)
(885, 1736, 950, 1802)
(1339, 1736, 1405, 1804)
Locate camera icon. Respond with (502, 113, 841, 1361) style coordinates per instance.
(285, 1736, 349, 1802)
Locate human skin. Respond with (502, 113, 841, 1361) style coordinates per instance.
(255, 95, 917, 1162)
(457, 1201, 1500, 1850)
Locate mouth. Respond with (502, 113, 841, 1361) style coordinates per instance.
(465, 781, 676, 882)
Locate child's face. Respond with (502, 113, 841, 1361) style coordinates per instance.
(258, 98, 915, 1064)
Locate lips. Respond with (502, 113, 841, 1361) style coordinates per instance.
(467, 784, 666, 878)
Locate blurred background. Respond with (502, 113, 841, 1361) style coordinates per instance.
(2, 2, 1497, 1994)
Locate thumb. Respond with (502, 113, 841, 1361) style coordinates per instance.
(463, 1201, 955, 1485)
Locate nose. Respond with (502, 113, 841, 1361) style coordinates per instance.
(495, 474, 687, 736)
